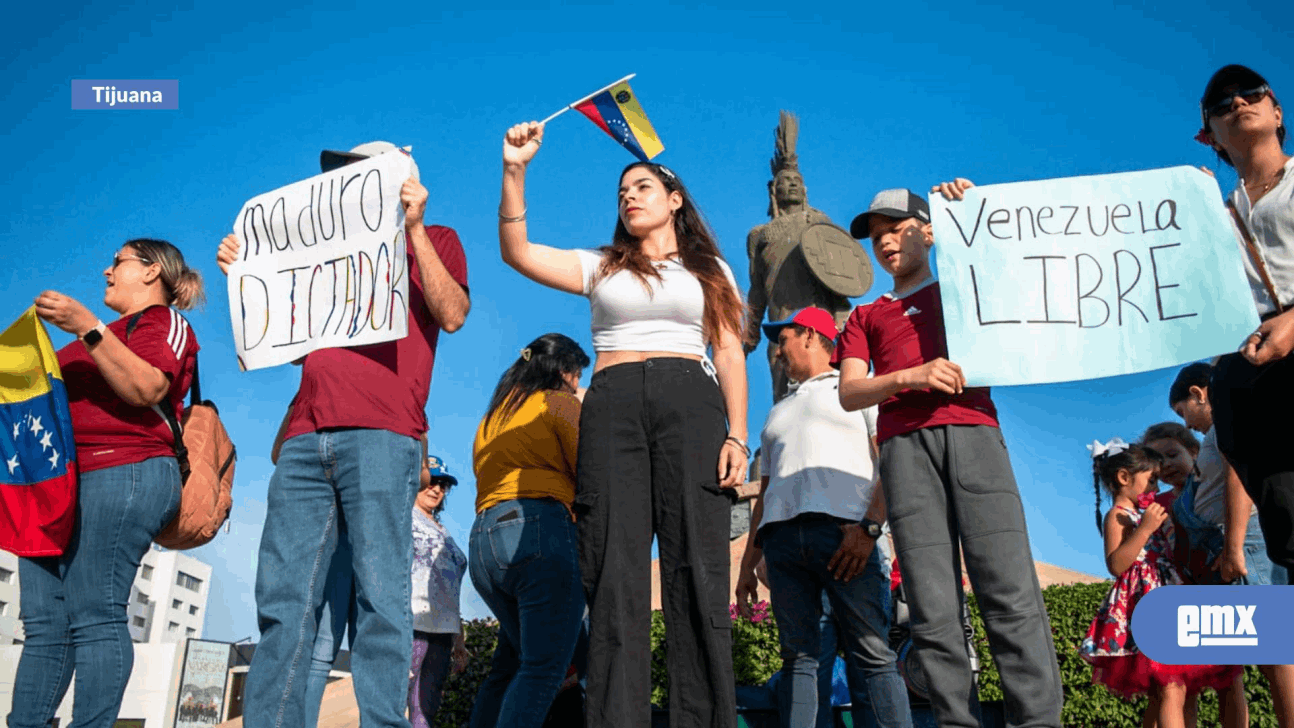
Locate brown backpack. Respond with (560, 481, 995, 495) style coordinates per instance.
(128, 313, 237, 549)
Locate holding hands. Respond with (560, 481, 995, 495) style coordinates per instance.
(503, 122, 544, 168)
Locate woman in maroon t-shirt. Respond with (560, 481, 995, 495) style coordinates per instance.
(12, 238, 203, 728)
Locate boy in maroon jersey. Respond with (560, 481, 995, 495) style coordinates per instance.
(832, 182, 1062, 728)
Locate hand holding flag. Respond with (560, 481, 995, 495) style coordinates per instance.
(0, 308, 78, 556)
(504, 121, 545, 167)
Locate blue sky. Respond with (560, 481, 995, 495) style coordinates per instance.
(3, 1, 1291, 643)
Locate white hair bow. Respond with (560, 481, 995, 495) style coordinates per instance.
(1087, 438, 1130, 459)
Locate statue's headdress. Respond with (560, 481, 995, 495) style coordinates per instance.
(768, 111, 801, 217)
(770, 110, 799, 178)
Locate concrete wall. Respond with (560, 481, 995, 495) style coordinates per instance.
(0, 642, 183, 727)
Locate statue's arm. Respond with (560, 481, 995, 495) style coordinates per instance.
(744, 229, 767, 354)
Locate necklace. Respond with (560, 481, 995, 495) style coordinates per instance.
(1246, 164, 1288, 199)
(650, 251, 680, 269)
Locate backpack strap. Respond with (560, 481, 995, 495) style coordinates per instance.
(1227, 199, 1287, 315)
(126, 309, 148, 337)
(151, 400, 191, 483)
(123, 307, 193, 481)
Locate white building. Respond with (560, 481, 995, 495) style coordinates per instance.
(129, 545, 213, 644)
(1, 544, 211, 646)
(0, 546, 217, 724)
(0, 550, 20, 647)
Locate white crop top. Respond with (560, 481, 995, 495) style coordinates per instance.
(574, 249, 741, 355)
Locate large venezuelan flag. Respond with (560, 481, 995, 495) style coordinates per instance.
(575, 79, 664, 162)
(0, 308, 77, 556)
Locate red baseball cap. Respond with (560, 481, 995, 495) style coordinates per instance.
(762, 306, 839, 343)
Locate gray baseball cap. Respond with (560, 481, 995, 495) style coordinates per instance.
(849, 189, 931, 239)
(320, 141, 419, 182)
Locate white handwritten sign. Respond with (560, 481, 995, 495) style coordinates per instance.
(227, 150, 414, 371)
(931, 166, 1260, 387)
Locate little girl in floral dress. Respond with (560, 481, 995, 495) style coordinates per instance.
(1079, 438, 1242, 728)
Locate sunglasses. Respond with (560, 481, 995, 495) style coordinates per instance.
(1205, 85, 1271, 119)
(112, 253, 153, 269)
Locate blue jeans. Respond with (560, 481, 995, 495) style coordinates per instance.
(755, 595, 858, 728)
(245, 429, 420, 728)
(1240, 513, 1290, 585)
(468, 498, 585, 728)
(303, 523, 356, 728)
(1174, 478, 1289, 585)
(762, 515, 913, 728)
(9, 457, 181, 728)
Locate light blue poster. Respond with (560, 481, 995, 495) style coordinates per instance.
(930, 166, 1260, 387)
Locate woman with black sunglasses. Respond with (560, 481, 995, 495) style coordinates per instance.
(497, 121, 749, 728)
(1195, 64, 1294, 573)
(1194, 63, 1294, 728)
(12, 239, 203, 728)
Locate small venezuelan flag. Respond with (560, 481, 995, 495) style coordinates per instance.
(574, 79, 664, 162)
(0, 308, 77, 556)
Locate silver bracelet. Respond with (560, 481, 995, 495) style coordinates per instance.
(498, 206, 526, 223)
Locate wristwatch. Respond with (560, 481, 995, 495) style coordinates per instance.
(80, 320, 107, 348)
(859, 518, 883, 539)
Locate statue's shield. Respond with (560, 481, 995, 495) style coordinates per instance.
(800, 223, 873, 297)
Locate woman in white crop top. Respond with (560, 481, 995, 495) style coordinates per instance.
(497, 120, 749, 728)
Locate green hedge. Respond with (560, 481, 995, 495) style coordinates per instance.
(966, 581, 1275, 728)
(434, 618, 502, 728)
(434, 584, 1277, 728)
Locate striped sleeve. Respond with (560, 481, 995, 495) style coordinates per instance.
(125, 306, 199, 381)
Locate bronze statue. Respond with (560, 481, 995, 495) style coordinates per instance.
(744, 111, 872, 402)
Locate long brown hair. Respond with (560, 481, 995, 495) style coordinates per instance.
(593, 162, 745, 344)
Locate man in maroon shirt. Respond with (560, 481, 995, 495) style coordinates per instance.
(216, 141, 469, 728)
(832, 184, 1062, 728)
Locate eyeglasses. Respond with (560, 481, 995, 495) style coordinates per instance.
(1205, 85, 1271, 119)
(112, 254, 153, 269)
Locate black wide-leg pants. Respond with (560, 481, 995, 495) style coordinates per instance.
(1211, 349, 1294, 576)
(575, 358, 737, 728)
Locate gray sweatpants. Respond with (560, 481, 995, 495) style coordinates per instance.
(880, 425, 1062, 728)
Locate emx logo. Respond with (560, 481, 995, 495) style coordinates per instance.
(1177, 605, 1258, 647)
(1132, 586, 1293, 664)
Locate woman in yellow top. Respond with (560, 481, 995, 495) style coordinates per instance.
(467, 332, 590, 728)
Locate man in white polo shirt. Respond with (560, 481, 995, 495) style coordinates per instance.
(735, 307, 911, 728)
